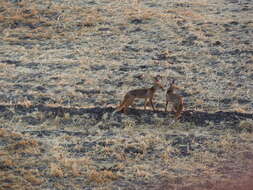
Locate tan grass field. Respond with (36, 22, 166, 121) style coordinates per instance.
(0, 0, 253, 189)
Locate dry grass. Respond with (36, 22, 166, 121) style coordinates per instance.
(0, 128, 50, 190)
(239, 120, 253, 132)
(0, 0, 252, 189)
(88, 170, 119, 184)
(50, 163, 64, 177)
(23, 170, 44, 185)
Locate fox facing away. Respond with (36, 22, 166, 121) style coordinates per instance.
(165, 79, 184, 119)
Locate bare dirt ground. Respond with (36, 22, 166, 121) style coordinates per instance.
(0, 0, 253, 189)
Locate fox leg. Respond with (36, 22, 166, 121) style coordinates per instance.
(149, 98, 155, 111)
(171, 105, 176, 113)
(116, 100, 126, 112)
(123, 106, 128, 114)
(144, 98, 148, 110)
(123, 98, 134, 114)
(116, 104, 123, 112)
(175, 104, 183, 119)
(165, 100, 168, 112)
(116, 96, 129, 112)
(175, 111, 181, 119)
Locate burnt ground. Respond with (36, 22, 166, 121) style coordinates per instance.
(1, 102, 253, 190)
(0, 0, 253, 189)
(0, 103, 253, 127)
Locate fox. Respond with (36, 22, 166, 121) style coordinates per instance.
(165, 79, 184, 119)
(116, 76, 164, 113)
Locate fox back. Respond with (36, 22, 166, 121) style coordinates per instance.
(116, 76, 164, 113)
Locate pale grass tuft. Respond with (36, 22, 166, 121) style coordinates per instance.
(3, 159, 14, 168)
(24, 171, 43, 185)
(50, 163, 64, 177)
(134, 165, 152, 178)
(61, 156, 93, 168)
(122, 1, 163, 22)
(24, 31, 52, 40)
(161, 146, 178, 163)
(88, 170, 118, 184)
(136, 169, 151, 178)
(115, 163, 125, 171)
(239, 132, 253, 142)
(13, 139, 39, 153)
(209, 134, 236, 153)
(178, 9, 205, 21)
(63, 113, 71, 120)
(61, 156, 94, 176)
(17, 99, 33, 108)
(239, 120, 253, 132)
(232, 104, 248, 113)
(8, 131, 22, 139)
(195, 99, 204, 105)
(125, 7, 156, 21)
(192, 151, 219, 165)
(71, 162, 81, 176)
(83, 10, 103, 27)
(123, 119, 136, 133)
(115, 152, 127, 161)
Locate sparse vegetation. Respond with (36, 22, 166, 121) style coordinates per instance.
(0, 0, 252, 189)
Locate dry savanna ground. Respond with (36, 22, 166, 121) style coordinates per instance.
(0, 0, 253, 189)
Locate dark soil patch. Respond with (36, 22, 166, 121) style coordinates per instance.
(0, 104, 252, 128)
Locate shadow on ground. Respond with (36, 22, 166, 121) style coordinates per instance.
(0, 104, 252, 126)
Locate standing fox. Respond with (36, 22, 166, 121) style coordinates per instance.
(116, 76, 164, 113)
(165, 79, 184, 119)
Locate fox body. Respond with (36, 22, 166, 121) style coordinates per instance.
(116, 78, 164, 113)
(165, 80, 183, 119)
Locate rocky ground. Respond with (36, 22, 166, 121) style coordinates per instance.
(0, 0, 253, 189)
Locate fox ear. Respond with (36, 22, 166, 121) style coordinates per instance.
(171, 79, 175, 84)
